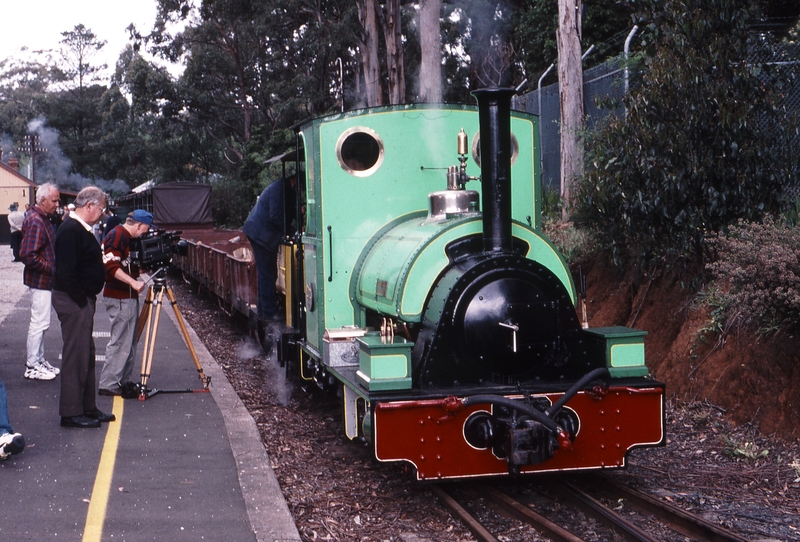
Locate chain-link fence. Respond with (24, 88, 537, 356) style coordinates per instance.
(514, 58, 629, 189)
(515, 43, 800, 191)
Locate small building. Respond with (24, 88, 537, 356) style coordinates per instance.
(0, 155, 36, 245)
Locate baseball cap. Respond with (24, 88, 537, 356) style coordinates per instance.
(131, 209, 155, 227)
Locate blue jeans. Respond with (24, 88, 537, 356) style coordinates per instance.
(248, 238, 279, 319)
(0, 379, 14, 435)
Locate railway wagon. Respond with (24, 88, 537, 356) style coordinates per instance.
(180, 88, 665, 481)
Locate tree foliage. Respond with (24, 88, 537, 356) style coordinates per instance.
(0, 59, 54, 139)
(55, 24, 107, 91)
(2, 0, 799, 233)
(38, 25, 110, 180)
(577, 0, 800, 268)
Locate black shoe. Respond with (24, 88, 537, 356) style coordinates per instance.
(120, 381, 142, 399)
(84, 408, 116, 423)
(60, 415, 101, 428)
(99, 387, 122, 396)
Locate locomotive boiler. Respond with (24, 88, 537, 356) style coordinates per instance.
(272, 88, 664, 480)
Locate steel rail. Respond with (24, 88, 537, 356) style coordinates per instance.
(595, 476, 751, 542)
(556, 480, 660, 542)
(430, 484, 499, 542)
(479, 484, 585, 542)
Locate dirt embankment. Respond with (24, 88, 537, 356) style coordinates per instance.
(580, 256, 800, 440)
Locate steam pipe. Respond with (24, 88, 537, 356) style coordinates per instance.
(546, 367, 610, 417)
(471, 87, 516, 253)
(462, 395, 561, 434)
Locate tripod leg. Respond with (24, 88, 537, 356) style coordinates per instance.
(140, 287, 166, 398)
(138, 287, 156, 397)
(136, 286, 154, 343)
(165, 286, 211, 389)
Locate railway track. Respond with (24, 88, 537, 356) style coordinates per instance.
(432, 474, 751, 542)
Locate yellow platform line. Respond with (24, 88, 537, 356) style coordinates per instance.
(82, 396, 124, 542)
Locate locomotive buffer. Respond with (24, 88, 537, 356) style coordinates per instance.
(135, 266, 211, 400)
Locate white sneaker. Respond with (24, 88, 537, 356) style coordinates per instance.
(0, 432, 25, 459)
(39, 360, 60, 375)
(24, 365, 56, 381)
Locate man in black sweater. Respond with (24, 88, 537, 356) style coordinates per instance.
(52, 186, 115, 429)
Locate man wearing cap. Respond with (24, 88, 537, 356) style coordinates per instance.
(98, 209, 153, 396)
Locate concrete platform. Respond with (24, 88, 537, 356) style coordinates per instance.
(0, 251, 301, 541)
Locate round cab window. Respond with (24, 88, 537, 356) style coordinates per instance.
(471, 131, 519, 168)
(337, 127, 384, 177)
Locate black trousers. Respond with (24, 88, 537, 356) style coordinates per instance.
(10, 231, 22, 260)
(52, 291, 98, 418)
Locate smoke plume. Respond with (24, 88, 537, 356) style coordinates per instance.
(27, 117, 130, 195)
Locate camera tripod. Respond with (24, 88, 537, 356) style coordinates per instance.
(135, 267, 211, 400)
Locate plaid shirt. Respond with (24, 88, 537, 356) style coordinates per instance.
(102, 225, 140, 299)
(20, 206, 57, 290)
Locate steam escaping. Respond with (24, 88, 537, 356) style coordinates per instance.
(27, 116, 130, 195)
(262, 323, 293, 407)
(236, 337, 263, 360)
(236, 327, 293, 406)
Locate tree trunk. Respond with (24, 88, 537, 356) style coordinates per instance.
(382, 0, 406, 104)
(556, 0, 584, 221)
(357, 0, 384, 107)
(419, 0, 442, 103)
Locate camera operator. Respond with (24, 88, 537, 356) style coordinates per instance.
(98, 210, 153, 397)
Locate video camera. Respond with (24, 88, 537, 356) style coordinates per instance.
(129, 230, 188, 270)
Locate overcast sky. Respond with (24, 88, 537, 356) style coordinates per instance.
(0, 0, 181, 78)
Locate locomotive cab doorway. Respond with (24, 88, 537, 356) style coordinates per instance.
(264, 145, 306, 338)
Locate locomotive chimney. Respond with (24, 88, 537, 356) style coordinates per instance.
(472, 87, 515, 253)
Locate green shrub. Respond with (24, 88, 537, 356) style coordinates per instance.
(576, 0, 797, 269)
(706, 216, 800, 332)
(541, 187, 599, 263)
(542, 220, 598, 264)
